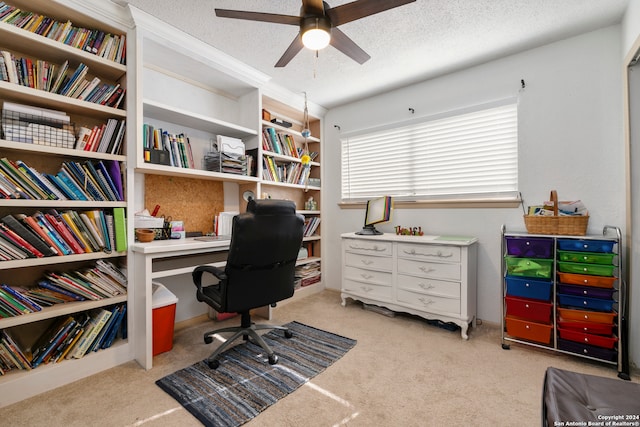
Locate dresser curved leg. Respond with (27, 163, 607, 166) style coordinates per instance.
(461, 323, 469, 340)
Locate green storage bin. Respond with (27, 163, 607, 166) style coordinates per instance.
(557, 251, 615, 265)
(557, 261, 615, 277)
(505, 256, 553, 279)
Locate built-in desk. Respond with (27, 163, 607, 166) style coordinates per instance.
(131, 238, 230, 369)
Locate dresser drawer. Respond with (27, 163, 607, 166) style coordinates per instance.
(397, 258, 461, 280)
(342, 279, 393, 301)
(397, 243, 461, 263)
(396, 289, 460, 314)
(344, 266, 392, 286)
(345, 252, 393, 272)
(343, 239, 393, 256)
(397, 274, 460, 299)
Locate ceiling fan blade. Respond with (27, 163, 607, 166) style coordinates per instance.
(326, 0, 416, 27)
(302, 0, 326, 15)
(215, 9, 300, 25)
(275, 34, 304, 67)
(330, 27, 370, 64)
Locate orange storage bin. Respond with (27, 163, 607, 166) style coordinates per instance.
(505, 316, 553, 345)
(557, 308, 616, 324)
(557, 272, 616, 289)
(152, 282, 179, 356)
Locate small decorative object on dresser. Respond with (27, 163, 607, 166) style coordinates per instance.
(341, 232, 478, 339)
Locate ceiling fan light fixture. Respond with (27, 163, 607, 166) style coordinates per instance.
(302, 28, 330, 50)
(301, 17, 331, 50)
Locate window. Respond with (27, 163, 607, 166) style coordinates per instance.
(341, 100, 518, 202)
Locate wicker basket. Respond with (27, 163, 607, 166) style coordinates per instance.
(523, 190, 588, 235)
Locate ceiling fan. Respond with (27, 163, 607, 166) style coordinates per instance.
(214, 0, 416, 67)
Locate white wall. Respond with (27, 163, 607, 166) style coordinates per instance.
(323, 25, 632, 364)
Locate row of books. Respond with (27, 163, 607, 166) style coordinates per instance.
(262, 156, 312, 185)
(142, 124, 195, 169)
(76, 118, 126, 155)
(0, 157, 124, 202)
(0, 302, 127, 374)
(0, 2, 126, 65)
(303, 217, 321, 237)
(262, 127, 299, 158)
(0, 208, 127, 260)
(0, 52, 126, 109)
(0, 259, 126, 320)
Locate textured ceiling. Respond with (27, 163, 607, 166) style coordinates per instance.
(118, 0, 629, 109)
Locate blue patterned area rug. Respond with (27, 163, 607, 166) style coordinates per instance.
(156, 321, 357, 427)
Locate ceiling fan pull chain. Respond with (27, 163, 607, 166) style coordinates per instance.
(314, 50, 319, 78)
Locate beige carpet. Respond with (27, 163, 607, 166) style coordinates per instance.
(1, 290, 637, 427)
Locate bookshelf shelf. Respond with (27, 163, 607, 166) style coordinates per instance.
(143, 99, 257, 140)
(0, 139, 126, 162)
(0, 294, 127, 329)
(134, 163, 260, 184)
(0, 81, 126, 120)
(0, 250, 125, 270)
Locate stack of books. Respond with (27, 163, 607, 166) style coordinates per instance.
(0, 301, 127, 374)
(0, 259, 126, 319)
(294, 262, 321, 289)
(303, 217, 321, 237)
(0, 156, 123, 202)
(0, 2, 127, 64)
(0, 207, 127, 260)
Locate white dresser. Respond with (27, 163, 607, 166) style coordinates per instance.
(341, 233, 478, 339)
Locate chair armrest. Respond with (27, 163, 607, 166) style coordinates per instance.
(192, 265, 227, 311)
(193, 265, 227, 290)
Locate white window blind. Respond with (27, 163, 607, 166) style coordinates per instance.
(341, 100, 518, 201)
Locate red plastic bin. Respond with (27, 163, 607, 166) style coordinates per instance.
(557, 318, 614, 336)
(152, 282, 179, 356)
(558, 328, 618, 349)
(505, 296, 552, 323)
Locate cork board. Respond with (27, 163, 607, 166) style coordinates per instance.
(144, 175, 224, 234)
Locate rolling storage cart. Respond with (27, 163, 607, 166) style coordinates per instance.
(500, 225, 630, 380)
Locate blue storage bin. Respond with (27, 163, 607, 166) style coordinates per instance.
(557, 293, 615, 312)
(557, 239, 615, 253)
(505, 276, 552, 301)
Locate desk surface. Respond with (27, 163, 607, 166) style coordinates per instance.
(131, 237, 231, 254)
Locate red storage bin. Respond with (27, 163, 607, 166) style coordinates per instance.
(505, 296, 552, 323)
(557, 318, 614, 336)
(152, 282, 179, 356)
(505, 316, 552, 345)
(558, 328, 618, 349)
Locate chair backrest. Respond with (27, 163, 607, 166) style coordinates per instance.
(223, 199, 304, 312)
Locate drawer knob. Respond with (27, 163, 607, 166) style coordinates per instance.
(361, 286, 373, 293)
(361, 273, 373, 280)
(361, 260, 373, 265)
(419, 297, 435, 305)
(419, 282, 435, 290)
(419, 266, 435, 273)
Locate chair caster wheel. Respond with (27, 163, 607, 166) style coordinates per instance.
(268, 354, 278, 365)
(284, 330, 293, 339)
(204, 335, 213, 344)
(207, 359, 220, 369)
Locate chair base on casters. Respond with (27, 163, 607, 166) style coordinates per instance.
(203, 312, 293, 369)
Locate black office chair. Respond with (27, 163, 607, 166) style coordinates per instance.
(192, 199, 304, 369)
